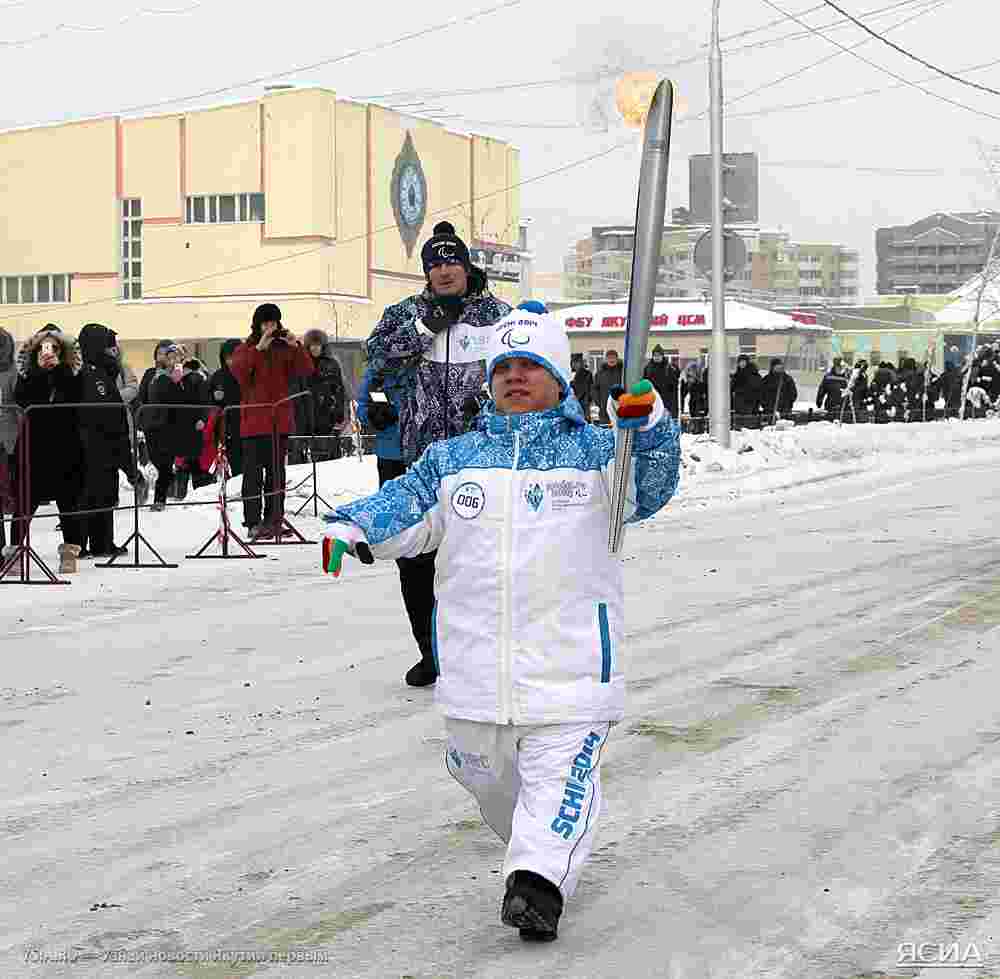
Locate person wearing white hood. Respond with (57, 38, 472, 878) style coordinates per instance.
(323, 302, 681, 941)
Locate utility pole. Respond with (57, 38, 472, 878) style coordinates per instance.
(709, 0, 731, 447)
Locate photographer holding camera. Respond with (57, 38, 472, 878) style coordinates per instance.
(230, 303, 314, 540)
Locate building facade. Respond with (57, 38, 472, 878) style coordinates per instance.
(875, 210, 1000, 296)
(749, 234, 859, 302)
(0, 88, 521, 382)
(563, 225, 859, 304)
(555, 298, 831, 375)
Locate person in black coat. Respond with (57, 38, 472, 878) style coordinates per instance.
(145, 345, 207, 508)
(870, 362, 901, 423)
(291, 329, 346, 464)
(939, 360, 963, 417)
(77, 324, 132, 558)
(137, 339, 177, 411)
(593, 350, 623, 425)
(816, 358, 849, 415)
(731, 355, 762, 427)
(11, 328, 84, 553)
(179, 358, 213, 489)
(643, 344, 680, 417)
(759, 358, 798, 420)
(847, 360, 871, 418)
(681, 363, 708, 417)
(208, 338, 243, 477)
(570, 355, 594, 420)
(972, 347, 1000, 402)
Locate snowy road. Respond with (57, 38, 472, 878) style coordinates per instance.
(3, 447, 1000, 978)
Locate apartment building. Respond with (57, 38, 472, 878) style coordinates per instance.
(563, 225, 859, 304)
(875, 210, 1000, 295)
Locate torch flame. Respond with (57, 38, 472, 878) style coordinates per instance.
(615, 73, 686, 128)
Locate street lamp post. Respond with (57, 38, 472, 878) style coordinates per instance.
(709, 0, 731, 447)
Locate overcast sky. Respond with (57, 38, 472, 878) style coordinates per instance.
(3, 0, 999, 295)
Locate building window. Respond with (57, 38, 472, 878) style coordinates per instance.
(0, 273, 70, 304)
(186, 192, 265, 225)
(121, 198, 142, 299)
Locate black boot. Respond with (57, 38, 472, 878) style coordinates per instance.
(405, 638, 438, 687)
(501, 870, 563, 942)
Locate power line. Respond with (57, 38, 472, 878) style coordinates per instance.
(112, 0, 522, 117)
(689, 0, 950, 120)
(726, 54, 1000, 118)
(756, 0, 1000, 123)
(0, 136, 631, 324)
(0, 0, 522, 129)
(818, 0, 1000, 98)
(760, 159, 984, 176)
(0, 2, 207, 50)
(432, 0, 945, 132)
(355, 0, 940, 107)
(438, 0, 944, 135)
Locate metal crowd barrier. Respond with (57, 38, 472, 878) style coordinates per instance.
(0, 390, 325, 585)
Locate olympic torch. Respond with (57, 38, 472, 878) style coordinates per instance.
(608, 78, 675, 554)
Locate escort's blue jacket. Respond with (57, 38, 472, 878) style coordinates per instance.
(356, 366, 404, 461)
(332, 393, 681, 725)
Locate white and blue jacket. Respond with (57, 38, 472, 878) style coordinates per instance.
(332, 394, 681, 725)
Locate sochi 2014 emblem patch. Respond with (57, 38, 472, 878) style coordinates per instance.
(451, 481, 486, 520)
(524, 482, 544, 513)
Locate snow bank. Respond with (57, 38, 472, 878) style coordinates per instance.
(8, 419, 1000, 608)
(676, 417, 1000, 505)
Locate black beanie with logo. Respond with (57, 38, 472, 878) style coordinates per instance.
(421, 221, 471, 277)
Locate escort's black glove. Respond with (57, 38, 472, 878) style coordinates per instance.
(461, 396, 481, 425)
(367, 401, 398, 431)
(424, 294, 464, 333)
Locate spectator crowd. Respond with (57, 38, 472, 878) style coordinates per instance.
(0, 305, 347, 575)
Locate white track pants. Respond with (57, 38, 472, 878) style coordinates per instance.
(444, 719, 612, 900)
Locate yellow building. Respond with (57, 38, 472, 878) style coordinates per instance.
(0, 87, 521, 381)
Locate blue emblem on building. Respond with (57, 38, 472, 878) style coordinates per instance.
(449, 747, 463, 769)
(525, 482, 544, 512)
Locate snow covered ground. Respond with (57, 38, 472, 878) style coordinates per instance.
(3, 418, 1000, 978)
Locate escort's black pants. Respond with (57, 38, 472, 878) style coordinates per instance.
(378, 456, 436, 659)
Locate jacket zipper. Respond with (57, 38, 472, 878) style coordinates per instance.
(499, 428, 521, 725)
(444, 328, 451, 441)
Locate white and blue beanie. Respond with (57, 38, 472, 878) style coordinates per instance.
(486, 301, 572, 396)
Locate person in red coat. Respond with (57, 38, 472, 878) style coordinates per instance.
(230, 303, 314, 538)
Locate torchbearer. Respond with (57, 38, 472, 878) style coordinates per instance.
(322, 302, 680, 941)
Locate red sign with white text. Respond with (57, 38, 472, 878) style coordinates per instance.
(565, 313, 707, 330)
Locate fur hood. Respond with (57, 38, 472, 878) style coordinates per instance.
(16, 329, 82, 377)
(303, 328, 328, 349)
(0, 328, 15, 372)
